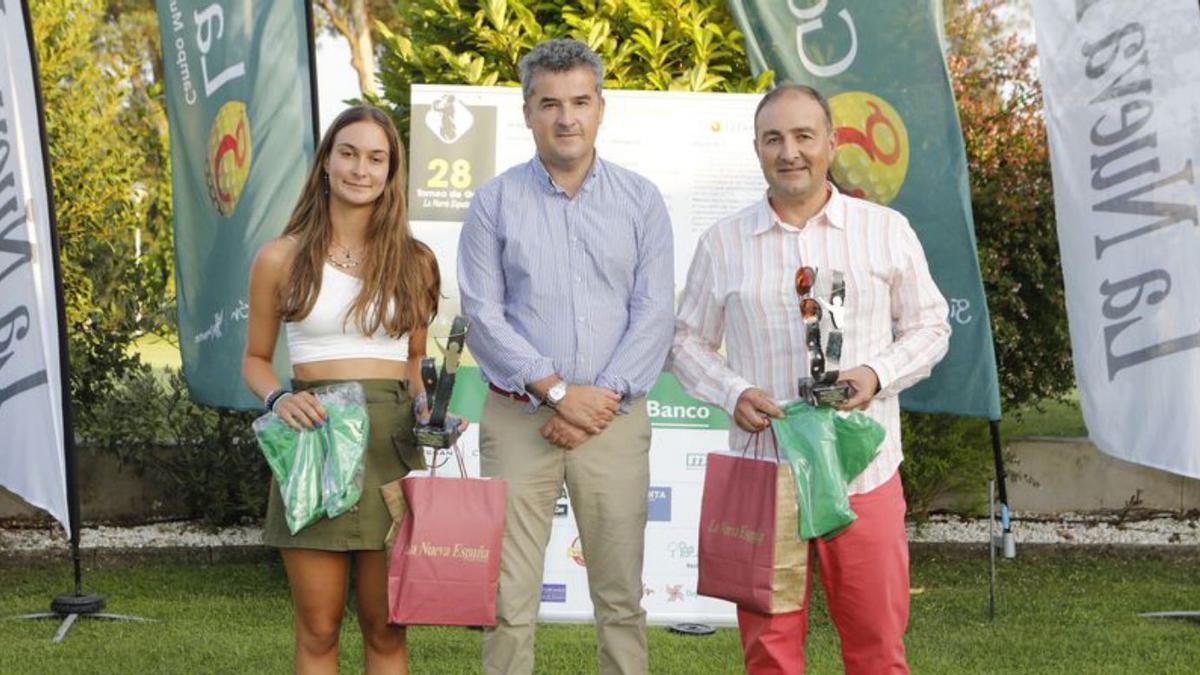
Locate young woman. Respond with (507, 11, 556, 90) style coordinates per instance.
(243, 105, 439, 673)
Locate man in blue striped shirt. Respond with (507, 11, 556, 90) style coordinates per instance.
(458, 38, 674, 675)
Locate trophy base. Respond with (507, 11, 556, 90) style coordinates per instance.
(415, 425, 464, 449)
(798, 378, 855, 407)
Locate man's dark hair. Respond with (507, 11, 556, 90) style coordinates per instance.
(753, 83, 833, 134)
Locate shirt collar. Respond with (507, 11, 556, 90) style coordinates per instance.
(751, 182, 846, 235)
(530, 152, 604, 196)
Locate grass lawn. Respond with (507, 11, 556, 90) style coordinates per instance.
(2, 548, 1197, 674)
(1000, 392, 1088, 439)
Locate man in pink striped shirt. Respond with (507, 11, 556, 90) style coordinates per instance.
(672, 84, 950, 674)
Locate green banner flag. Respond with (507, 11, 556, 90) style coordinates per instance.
(156, 0, 316, 408)
(727, 0, 1002, 419)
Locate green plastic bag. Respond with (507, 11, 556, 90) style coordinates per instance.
(284, 431, 326, 534)
(253, 383, 370, 534)
(770, 400, 885, 541)
(319, 398, 370, 519)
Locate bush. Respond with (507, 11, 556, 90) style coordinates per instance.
(79, 367, 267, 527)
(899, 412, 996, 517)
(374, 0, 772, 137)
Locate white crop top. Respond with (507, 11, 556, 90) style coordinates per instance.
(284, 264, 410, 364)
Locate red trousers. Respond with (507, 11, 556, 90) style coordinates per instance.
(737, 472, 909, 675)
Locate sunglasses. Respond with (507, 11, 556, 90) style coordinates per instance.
(794, 266, 816, 297)
(795, 266, 825, 380)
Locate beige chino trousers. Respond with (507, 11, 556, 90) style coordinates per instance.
(480, 390, 651, 675)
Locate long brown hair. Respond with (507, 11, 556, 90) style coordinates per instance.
(280, 106, 439, 337)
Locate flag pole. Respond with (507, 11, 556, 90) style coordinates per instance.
(303, 0, 321, 142)
(989, 420, 1015, 559)
(21, 0, 94, 611)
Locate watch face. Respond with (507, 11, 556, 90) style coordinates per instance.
(548, 382, 567, 404)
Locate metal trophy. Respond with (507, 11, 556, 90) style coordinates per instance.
(796, 266, 854, 407)
(414, 315, 469, 448)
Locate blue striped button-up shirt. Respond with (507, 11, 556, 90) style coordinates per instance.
(457, 155, 675, 408)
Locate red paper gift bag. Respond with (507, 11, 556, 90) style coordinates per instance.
(696, 451, 807, 614)
(387, 447, 506, 626)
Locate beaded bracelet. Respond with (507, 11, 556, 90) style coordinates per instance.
(264, 388, 291, 412)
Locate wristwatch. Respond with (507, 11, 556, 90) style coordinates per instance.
(543, 381, 568, 409)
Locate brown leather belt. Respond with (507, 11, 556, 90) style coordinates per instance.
(488, 382, 531, 402)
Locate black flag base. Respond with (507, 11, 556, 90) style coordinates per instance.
(52, 591, 105, 614)
(668, 622, 716, 636)
(9, 591, 154, 643)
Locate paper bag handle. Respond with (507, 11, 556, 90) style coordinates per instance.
(741, 428, 781, 462)
(429, 442, 469, 478)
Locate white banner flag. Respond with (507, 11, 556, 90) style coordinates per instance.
(0, 1, 69, 529)
(1034, 0, 1200, 478)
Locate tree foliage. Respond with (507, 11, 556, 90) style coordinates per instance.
(31, 0, 174, 414)
(901, 0, 1063, 514)
(316, 0, 382, 96)
(375, 0, 772, 134)
(945, 0, 1072, 410)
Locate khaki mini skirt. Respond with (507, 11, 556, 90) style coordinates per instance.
(262, 378, 425, 551)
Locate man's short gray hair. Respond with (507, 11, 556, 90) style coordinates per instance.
(518, 39, 605, 100)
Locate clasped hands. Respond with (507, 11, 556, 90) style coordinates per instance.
(539, 384, 621, 450)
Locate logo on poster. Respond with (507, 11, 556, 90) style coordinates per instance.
(685, 453, 707, 470)
(647, 487, 672, 522)
(409, 95, 496, 222)
(667, 540, 697, 569)
(541, 583, 567, 603)
(555, 486, 569, 517)
(647, 400, 711, 422)
(567, 536, 586, 567)
(205, 100, 251, 217)
(830, 92, 909, 206)
(665, 584, 686, 602)
(423, 446, 452, 469)
(425, 94, 475, 144)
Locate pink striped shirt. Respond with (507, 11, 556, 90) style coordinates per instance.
(671, 185, 951, 495)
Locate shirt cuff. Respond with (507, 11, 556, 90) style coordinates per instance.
(722, 378, 757, 417)
(595, 374, 633, 414)
(506, 359, 556, 413)
(514, 359, 556, 398)
(862, 358, 895, 398)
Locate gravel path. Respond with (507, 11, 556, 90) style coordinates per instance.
(2, 512, 1197, 554)
(909, 512, 1200, 546)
